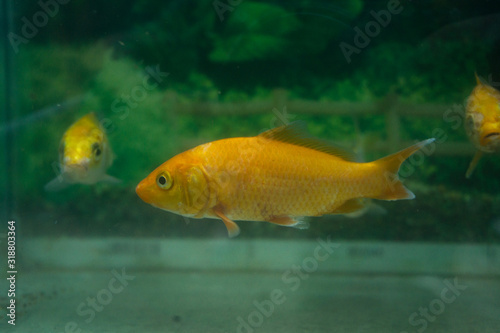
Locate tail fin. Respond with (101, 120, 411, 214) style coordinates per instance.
(372, 138, 435, 201)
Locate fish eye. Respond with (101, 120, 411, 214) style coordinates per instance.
(92, 142, 102, 159)
(156, 172, 173, 190)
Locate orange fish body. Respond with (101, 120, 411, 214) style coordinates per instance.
(465, 73, 500, 178)
(136, 123, 433, 237)
(45, 112, 119, 191)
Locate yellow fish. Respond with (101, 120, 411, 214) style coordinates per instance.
(45, 112, 119, 191)
(136, 123, 434, 237)
(465, 73, 500, 178)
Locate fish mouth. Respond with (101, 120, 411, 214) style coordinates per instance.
(136, 180, 153, 204)
(481, 132, 500, 151)
(483, 132, 500, 146)
(63, 163, 88, 179)
(484, 132, 500, 140)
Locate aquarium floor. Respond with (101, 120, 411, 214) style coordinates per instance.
(7, 270, 500, 333)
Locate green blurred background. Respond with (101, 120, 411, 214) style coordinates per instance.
(2, 0, 500, 241)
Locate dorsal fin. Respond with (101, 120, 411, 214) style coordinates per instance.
(258, 121, 356, 161)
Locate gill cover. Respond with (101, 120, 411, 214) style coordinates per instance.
(181, 166, 214, 217)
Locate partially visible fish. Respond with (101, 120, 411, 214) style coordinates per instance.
(45, 112, 120, 191)
(136, 122, 434, 237)
(465, 73, 500, 178)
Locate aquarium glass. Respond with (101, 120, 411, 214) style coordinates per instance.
(1, 1, 499, 332)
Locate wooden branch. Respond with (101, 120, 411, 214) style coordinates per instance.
(165, 90, 474, 156)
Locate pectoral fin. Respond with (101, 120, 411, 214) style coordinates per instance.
(100, 174, 122, 184)
(213, 207, 240, 238)
(44, 176, 69, 192)
(465, 150, 483, 178)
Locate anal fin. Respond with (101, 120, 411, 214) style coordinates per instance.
(330, 198, 368, 215)
(344, 201, 387, 218)
(269, 216, 309, 230)
(213, 207, 240, 238)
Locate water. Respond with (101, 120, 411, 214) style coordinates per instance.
(1, 1, 500, 332)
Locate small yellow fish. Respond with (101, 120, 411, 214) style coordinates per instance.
(465, 73, 500, 178)
(136, 123, 434, 237)
(45, 112, 119, 191)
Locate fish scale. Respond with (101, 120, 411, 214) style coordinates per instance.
(198, 138, 350, 221)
